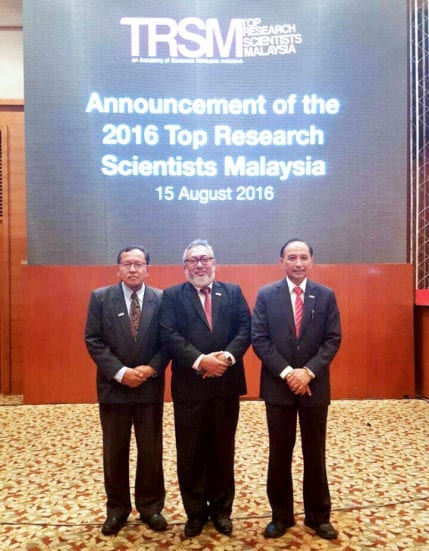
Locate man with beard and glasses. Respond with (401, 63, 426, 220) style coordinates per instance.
(160, 239, 251, 538)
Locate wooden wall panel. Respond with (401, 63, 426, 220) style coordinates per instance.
(23, 263, 415, 404)
(0, 106, 26, 395)
(0, 126, 11, 393)
(415, 306, 429, 398)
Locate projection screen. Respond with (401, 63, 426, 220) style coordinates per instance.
(23, 0, 409, 265)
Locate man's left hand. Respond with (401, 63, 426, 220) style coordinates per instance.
(134, 365, 156, 381)
(286, 368, 312, 396)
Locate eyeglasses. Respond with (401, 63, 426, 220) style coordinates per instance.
(119, 262, 147, 270)
(184, 256, 214, 266)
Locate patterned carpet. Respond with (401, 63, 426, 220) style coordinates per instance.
(0, 397, 428, 550)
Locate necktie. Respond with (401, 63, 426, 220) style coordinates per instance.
(294, 287, 303, 337)
(200, 287, 212, 330)
(130, 291, 141, 339)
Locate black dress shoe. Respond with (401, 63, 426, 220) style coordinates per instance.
(212, 516, 233, 535)
(140, 513, 168, 531)
(101, 515, 128, 535)
(184, 517, 206, 537)
(305, 522, 338, 540)
(263, 520, 294, 538)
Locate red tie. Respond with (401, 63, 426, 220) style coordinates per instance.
(294, 287, 303, 337)
(200, 287, 212, 330)
(130, 291, 141, 339)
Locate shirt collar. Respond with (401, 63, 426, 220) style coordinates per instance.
(286, 277, 307, 294)
(122, 282, 145, 301)
(192, 282, 214, 292)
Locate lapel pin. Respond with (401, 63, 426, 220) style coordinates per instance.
(118, 312, 125, 317)
(215, 292, 222, 296)
(309, 295, 315, 299)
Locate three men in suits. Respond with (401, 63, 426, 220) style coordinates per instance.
(160, 239, 251, 538)
(251, 239, 342, 541)
(84, 246, 170, 536)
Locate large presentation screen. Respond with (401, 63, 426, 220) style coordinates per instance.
(23, 0, 409, 265)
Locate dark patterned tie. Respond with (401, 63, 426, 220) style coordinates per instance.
(294, 287, 303, 337)
(200, 287, 212, 330)
(130, 291, 141, 339)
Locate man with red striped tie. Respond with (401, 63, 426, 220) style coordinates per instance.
(252, 239, 342, 542)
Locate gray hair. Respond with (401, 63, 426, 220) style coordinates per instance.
(182, 239, 215, 262)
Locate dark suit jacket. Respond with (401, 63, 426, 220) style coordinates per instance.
(251, 278, 341, 407)
(160, 281, 251, 402)
(84, 283, 170, 404)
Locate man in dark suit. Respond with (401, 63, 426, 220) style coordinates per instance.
(84, 246, 170, 536)
(251, 239, 341, 541)
(160, 239, 251, 538)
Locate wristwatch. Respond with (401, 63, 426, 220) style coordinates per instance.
(224, 354, 233, 366)
(303, 367, 315, 379)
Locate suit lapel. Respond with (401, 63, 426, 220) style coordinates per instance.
(278, 278, 317, 339)
(276, 279, 296, 337)
(127, 286, 159, 362)
(112, 284, 135, 346)
(211, 281, 223, 330)
(184, 282, 209, 328)
(114, 283, 155, 349)
(136, 286, 156, 345)
(299, 280, 317, 339)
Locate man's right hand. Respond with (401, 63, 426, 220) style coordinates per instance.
(199, 352, 228, 378)
(122, 367, 145, 388)
(286, 369, 312, 396)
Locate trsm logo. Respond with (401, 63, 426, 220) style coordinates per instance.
(120, 16, 302, 63)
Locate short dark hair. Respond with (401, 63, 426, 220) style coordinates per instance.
(117, 246, 150, 265)
(280, 239, 313, 258)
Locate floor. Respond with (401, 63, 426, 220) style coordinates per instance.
(0, 396, 428, 550)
